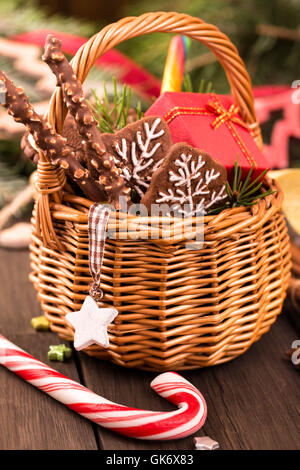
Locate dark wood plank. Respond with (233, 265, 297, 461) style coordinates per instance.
(286, 224, 300, 332)
(0, 248, 42, 337)
(78, 314, 300, 450)
(0, 248, 98, 450)
(201, 314, 300, 450)
(285, 298, 300, 334)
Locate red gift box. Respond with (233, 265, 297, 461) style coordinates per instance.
(145, 92, 268, 180)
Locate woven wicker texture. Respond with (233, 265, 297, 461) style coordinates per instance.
(29, 12, 291, 370)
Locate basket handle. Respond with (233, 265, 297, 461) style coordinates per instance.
(47, 11, 262, 145)
(37, 12, 263, 246)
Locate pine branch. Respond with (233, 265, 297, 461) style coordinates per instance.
(208, 156, 274, 214)
(257, 24, 300, 42)
(182, 74, 214, 94)
(90, 77, 144, 134)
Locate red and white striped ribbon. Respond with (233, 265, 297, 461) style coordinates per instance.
(0, 334, 207, 440)
(88, 203, 111, 300)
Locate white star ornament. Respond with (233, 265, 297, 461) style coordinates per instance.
(66, 296, 118, 351)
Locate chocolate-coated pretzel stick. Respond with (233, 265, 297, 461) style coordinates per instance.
(43, 35, 130, 207)
(0, 70, 105, 202)
(21, 115, 87, 166)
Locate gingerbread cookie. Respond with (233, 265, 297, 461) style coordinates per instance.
(141, 143, 228, 217)
(101, 116, 172, 198)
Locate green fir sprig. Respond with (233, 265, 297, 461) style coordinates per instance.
(208, 157, 274, 214)
(182, 74, 214, 93)
(90, 77, 143, 134)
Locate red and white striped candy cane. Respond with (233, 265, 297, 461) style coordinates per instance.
(0, 335, 207, 440)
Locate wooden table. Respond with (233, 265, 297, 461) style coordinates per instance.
(0, 248, 299, 450)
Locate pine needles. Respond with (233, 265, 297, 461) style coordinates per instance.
(90, 78, 143, 133)
(182, 74, 214, 93)
(208, 157, 274, 214)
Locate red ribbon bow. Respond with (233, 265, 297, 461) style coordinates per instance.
(206, 100, 248, 130)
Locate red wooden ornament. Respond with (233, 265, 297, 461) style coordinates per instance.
(145, 92, 269, 180)
(254, 85, 300, 169)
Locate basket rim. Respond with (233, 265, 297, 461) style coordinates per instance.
(48, 177, 281, 221)
(38, 177, 284, 245)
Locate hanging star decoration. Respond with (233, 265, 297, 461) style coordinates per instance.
(66, 296, 118, 351)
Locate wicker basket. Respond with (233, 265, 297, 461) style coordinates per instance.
(29, 11, 291, 371)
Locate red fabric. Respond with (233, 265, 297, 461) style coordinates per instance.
(253, 85, 290, 98)
(146, 91, 268, 180)
(11, 30, 161, 101)
(254, 87, 299, 169)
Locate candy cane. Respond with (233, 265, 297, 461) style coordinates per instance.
(0, 335, 207, 440)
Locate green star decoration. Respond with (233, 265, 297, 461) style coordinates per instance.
(48, 344, 72, 362)
(31, 315, 50, 331)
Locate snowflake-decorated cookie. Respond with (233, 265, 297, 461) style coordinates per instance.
(101, 116, 172, 198)
(141, 143, 228, 217)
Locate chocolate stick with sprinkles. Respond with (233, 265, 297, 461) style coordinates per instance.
(0, 70, 106, 202)
(42, 34, 131, 207)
